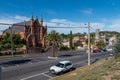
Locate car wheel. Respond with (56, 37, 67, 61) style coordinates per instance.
(50, 70, 55, 74)
(59, 71, 63, 75)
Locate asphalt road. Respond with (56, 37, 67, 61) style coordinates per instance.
(0, 51, 110, 80)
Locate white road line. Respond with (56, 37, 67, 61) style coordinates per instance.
(2, 67, 5, 69)
(20, 71, 49, 80)
(42, 73, 52, 78)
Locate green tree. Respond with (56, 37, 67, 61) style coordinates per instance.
(74, 41, 83, 47)
(44, 30, 62, 57)
(113, 37, 120, 53)
(0, 33, 24, 49)
(96, 40, 105, 48)
(69, 31, 73, 49)
(85, 37, 95, 45)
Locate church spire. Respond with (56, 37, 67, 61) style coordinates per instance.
(40, 15, 43, 23)
(31, 12, 34, 20)
(40, 15, 43, 26)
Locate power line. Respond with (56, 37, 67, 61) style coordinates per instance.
(0, 23, 87, 28)
(48, 26, 87, 28)
(0, 23, 25, 26)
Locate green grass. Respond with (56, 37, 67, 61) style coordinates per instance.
(51, 57, 113, 80)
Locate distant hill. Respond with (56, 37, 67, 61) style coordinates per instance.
(100, 31, 120, 37)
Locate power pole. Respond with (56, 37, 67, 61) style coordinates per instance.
(88, 22, 91, 65)
(0, 66, 1, 80)
(10, 26, 14, 57)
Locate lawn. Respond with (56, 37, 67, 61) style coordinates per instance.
(50, 57, 119, 80)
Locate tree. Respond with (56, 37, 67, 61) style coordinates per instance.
(96, 40, 105, 48)
(44, 30, 62, 57)
(0, 33, 24, 49)
(69, 31, 73, 49)
(113, 37, 120, 53)
(85, 37, 95, 45)
(74, 41, 83, 47)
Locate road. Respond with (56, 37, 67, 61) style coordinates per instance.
(0, 51, 110, 80)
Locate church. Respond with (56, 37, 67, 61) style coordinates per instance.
(3, 15, 47, 48)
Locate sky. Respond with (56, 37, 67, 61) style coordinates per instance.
(0, 0, 120, 34)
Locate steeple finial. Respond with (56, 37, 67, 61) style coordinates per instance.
(36, 16, 38, 20)
(40, 15, 43, 22)
(31, 12, 34, 20)
(24, 20, 26, 26)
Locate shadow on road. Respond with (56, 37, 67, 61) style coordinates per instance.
(58, 54, 73, 58)
(0, 59, 32, 67)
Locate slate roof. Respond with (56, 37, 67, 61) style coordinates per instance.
(4, 21, 30, 33)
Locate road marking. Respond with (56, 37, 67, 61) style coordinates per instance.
(20, 71, 50, 80)
(2, 67, 5, 69)
(42, 73, 52, 78)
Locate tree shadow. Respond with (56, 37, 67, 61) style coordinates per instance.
(0, 59, 32, 67)
(58, 54, 73, 58)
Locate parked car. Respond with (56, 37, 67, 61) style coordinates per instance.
(93, 48, 99, 53)
(49, 61, 74, 75)
(106, 48, 112, 52)
(102, 48, 107, 52)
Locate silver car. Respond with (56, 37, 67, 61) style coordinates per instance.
(49, 61, 73, 74)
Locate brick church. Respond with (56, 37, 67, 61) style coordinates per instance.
(3, 15, 47, 48)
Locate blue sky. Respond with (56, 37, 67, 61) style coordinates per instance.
(0, 0, 120, 34)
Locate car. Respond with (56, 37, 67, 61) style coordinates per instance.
(49, 61, 73, 75)
(93, 48, 99, 53)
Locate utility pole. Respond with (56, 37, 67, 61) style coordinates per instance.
(88, 22, 91, 65)
(10, 26, 14, 57)
(0, 66, 1, 80)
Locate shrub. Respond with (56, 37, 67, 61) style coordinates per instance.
(59, 45, 70, 51)
(114, 53, 120, 59)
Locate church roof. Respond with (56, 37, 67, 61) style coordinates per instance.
(4, 21, 30, 33)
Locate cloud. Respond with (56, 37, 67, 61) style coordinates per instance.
(46, 18, 106, 34)
(0, 15, 29, 34)
(47, 18, 120, 34)
(15, 15, 29, 21)
(80, 9, 93, 15)
(49, 18, 86, 27)
(50, 19, 68, 23)
(45, 9, 57, 15)
(106, 18, 120, 31)
(91, 22, 105, 30)
(1, 15, 120, 35)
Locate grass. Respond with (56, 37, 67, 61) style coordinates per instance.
(112, 72, 120, 79)
(50, 57, 113, 80)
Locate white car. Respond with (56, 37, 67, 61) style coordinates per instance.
(49, 61, 73, 74)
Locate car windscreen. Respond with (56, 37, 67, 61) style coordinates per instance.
(55, 63, 64, 68)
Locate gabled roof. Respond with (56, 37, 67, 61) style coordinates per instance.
(4, 21, 30, 33)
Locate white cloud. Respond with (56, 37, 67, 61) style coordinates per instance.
(46, 18, 106, 34)
(0, 15, 29, 34)
(50, 19, 68, 23)
(45, 9, 57, 15)
(15, 15, 29, 21)
(91, 23, 105, 30)
(80, 9, 93, 15)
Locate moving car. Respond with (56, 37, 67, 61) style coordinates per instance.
(49, 61, 73, 75)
